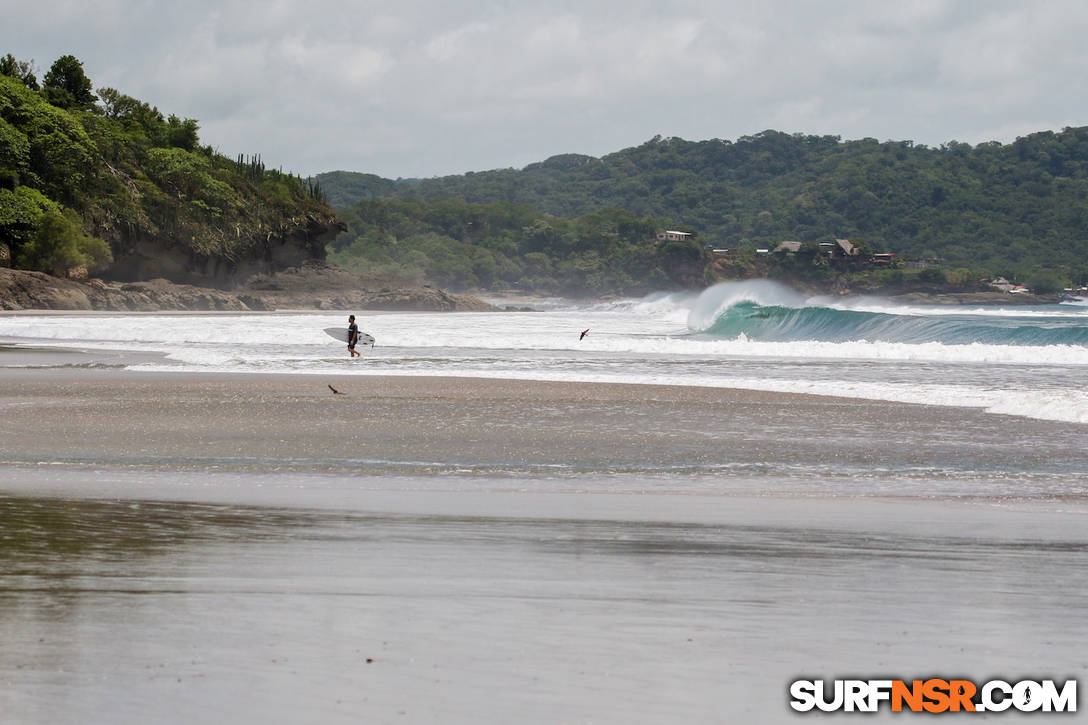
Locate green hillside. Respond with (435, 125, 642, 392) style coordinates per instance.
(328, 198, 705, 296)
(0, 53, 339, 286)
(319, 129, 1088, 295)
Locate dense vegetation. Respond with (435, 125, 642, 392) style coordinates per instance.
(329, 198, 705, 295)
(0, 53, 334, 281)
(321, 129, 1088, 296)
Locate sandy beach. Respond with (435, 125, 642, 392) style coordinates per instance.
(1, 358, 1086, 723)
(3, 362, 1085, 482)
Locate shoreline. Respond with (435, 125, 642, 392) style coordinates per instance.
(0, 362, 870, 405)
(3, 364, 1086, 500)
(1, 265, 1066, 312)
(2, 335, 1087, 417)
(5, 337, 1088, 427)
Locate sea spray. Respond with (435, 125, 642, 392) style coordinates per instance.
(687, 280, 1088, 346)
(687, 280, 808, 332)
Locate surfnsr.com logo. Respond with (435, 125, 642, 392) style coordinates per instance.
(789, 678, 1077, 713)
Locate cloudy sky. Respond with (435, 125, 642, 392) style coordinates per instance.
(7, 0, 1088, 178)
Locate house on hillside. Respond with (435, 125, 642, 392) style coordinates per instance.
(813, 239, 860, 259)
(834, 239, 859, 257)
(988, 277, 1030, 294)
(657, 230, 693, 242)
(773, 241, 803, 254)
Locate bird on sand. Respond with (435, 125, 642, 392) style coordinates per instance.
(328, 384, 344, 395)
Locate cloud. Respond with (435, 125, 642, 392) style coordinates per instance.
(7, 0, 1088, 177)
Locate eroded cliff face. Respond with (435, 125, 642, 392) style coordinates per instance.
(98, 212, 346, 289)
(0, 264, 495, 312)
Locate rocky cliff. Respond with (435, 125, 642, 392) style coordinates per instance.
(96, 209, 345, 288)
(0, 264, 495, 312)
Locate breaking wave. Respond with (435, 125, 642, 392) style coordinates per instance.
(688, 281, 1088, 346)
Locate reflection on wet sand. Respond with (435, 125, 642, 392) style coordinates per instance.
(2, 367, 1085, 723)
(1, 498, 311, 560)
(2, 492, 1086, 724)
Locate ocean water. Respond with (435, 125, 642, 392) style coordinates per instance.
(3, 279, 1088, 424)
(3, 279, 1088, 724)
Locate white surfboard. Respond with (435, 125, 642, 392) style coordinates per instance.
(324, 327, 375, 347)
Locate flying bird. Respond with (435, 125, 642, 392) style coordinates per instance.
(580, 329, 589, 340)
(328, 384, 344, 395)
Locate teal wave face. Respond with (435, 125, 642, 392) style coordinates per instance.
(702, 302, 1088, 345)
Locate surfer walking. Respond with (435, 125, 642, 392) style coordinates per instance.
(347, 314, 361, 357)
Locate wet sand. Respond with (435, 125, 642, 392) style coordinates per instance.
(1, 363, 1087, 723)
(3, 365, 1087, 481)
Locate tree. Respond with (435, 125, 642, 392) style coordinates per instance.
(945, 268, 976, 288)
(16, 208, 111, 276)
(42, 55, 96, 109)
(0, 114, 31, 175)
(0, 185, 58, 252)
(0, 53, 39, 90)
(166, 114, 200, 151)
(1025, 271, 1064, 295)
(97, 87, 141, 119)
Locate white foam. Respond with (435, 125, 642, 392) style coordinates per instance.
(6, 307, 1088, 367)
(4, 297, 1088, 424)
(686, 280, 807, 331)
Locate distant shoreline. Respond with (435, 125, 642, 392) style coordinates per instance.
(0, 264, 1063, 312)
(0, 264, 494, 313)
(880, 290, 1062, 305)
